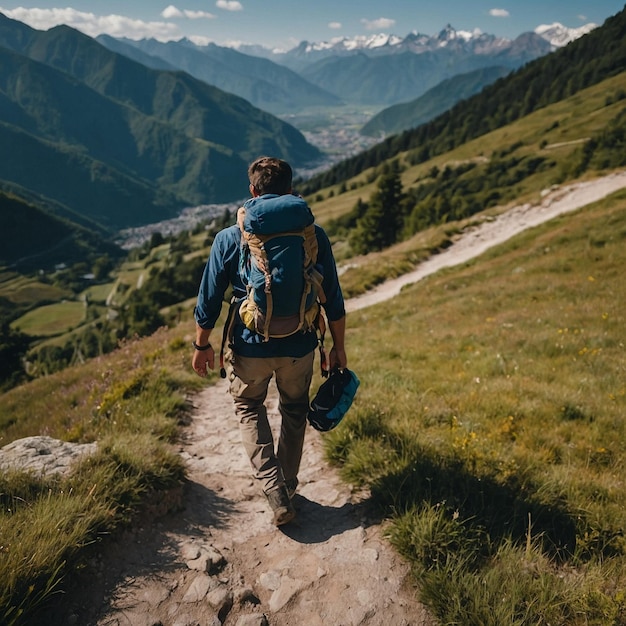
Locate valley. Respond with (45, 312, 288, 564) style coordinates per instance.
(115, 106, 383, 249)
(283, 105, 385, 168)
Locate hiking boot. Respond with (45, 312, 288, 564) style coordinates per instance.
(265, 484, 296, 526)
(285, 477, 298, 499)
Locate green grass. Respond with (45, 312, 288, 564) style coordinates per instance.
(0, 435, 187, 625)
(324, 189, 626, 624)
(0, 276, 70, 308)
(11, 300, 86, 337)
(2, 188, 625, 623)
(310, 73, 626, 299)
(0, 327, 211, 624)
(83, 281, 115, 303)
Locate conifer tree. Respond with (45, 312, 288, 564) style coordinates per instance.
(350, 169, 404, 253)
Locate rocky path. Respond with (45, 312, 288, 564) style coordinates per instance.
(68, 378, 432, 626)
(29, 171, 626, 625)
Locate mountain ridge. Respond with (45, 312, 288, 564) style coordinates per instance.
(236, 21, 597, 65)
(96, 35, 343, 116)
(0, 12, 322, 232)
(360, 65, 513, 137)
(100, 22, 588, 111)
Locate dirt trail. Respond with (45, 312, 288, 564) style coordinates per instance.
(63, 172, 625, 626)
(347, 171, 626, 312)
(65, 379, 432, 626)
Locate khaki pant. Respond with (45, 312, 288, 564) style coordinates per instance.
(226, 350, 315, 493)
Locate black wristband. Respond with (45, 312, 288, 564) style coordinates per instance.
(192, 340, 212, 351)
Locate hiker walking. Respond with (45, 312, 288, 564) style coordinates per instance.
(192, 156, 348, 525)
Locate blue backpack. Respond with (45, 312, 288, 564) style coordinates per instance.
(237, 194, 325, 341)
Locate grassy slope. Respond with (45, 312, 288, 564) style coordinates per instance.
(3, 184, 623, 624)
(0, 74, 625, 625)
(325, 190, 626, 624)
(308, 72, 626, 298)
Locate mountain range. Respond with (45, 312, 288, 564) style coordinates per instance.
(102, 23, 584, 111)
(0, 12, 321, 235)
(238, 21, 596, 65)
(96, 35, 342, 116)
(0, 10, 612, 270)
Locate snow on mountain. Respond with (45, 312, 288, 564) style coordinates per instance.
(304, 33, 404, 53)
(534, 22, 598, 47)
(238, 22, 597, 58)
(436, 24, 480, 45)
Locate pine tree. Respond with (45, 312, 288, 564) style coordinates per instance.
(350, 169, 405, 253)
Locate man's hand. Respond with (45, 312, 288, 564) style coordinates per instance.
(192, 345, 215, 377)
(328, 316, 347, 370)
(328, 346, 347, 371)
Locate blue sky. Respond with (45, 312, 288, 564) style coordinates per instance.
(0, 1, 623, 50)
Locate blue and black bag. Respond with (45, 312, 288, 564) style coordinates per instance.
(308, 367, 360, 432)
(237, 194, 325, 341)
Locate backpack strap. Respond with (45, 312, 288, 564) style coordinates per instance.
(315, 308, 329, 377)
(302, 223, 319, 268)
(219, 297, 240, 378)
(240, 230, 273, 341)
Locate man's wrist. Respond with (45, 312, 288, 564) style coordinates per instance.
(192, 340, 213, 351)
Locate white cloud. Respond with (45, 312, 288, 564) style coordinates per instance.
(577, 14, 587, 21)
(216, 0, 243, 11)
(161, 5, 183, 19)
(361, 17, 395, 31)
(161, 5, 216, 20)
(0, 7, 181, 40)
(328, 21, 342, 30)
(184, 10, 216, 19)
(489, 8, 510, 18)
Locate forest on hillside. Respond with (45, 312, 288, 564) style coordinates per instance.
(299, 7, 626, 195)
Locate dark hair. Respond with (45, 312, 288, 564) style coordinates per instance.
(248, 156, 292, 195)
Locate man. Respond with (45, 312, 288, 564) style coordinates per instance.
(192, 156, 348, 526)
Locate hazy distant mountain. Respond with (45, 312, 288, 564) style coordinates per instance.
(360, 66, 512, 137)
(232, 23, 595, 107)
(238, 22, 595, 71)
(97, 36, 342, 115)
(298, 40, 546, 106)
(96, 22, 596, 114)
(241, 27, 555, 106)
(0, 13, 322, 231)
(94, 34, 179, 72)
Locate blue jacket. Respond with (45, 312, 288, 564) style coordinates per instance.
(194, 203, 345, 359)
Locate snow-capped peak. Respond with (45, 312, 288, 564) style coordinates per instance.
(236, 22, 597, 59)
(304, 32, 403, 53)
(436, 24, 482, 47)
(534, 22, 597, 47)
